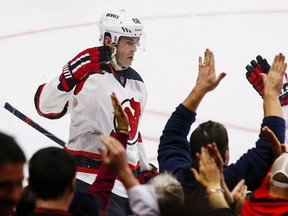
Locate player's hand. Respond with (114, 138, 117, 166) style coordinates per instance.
(58, 46, 111, 93)
(139, 163, 158, 184)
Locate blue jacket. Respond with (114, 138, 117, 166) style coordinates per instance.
(158, 104, 285, 215)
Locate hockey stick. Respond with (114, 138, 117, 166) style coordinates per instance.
(3, 102, 115, 183)
(4, 102, 65, 147)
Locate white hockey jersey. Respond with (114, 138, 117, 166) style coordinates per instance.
(34, 64, 149, 197)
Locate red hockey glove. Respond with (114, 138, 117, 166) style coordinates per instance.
(139, 163, 158, 184)
(279, 79, 288, 106)
(246, 55, 270, 97)
(58, 46, 111, 92)
(246, 55, 288, 106)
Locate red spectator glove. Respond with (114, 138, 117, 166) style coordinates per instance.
(245, 55, 270, 97)
(279, 78, 288, 106)
(246, 55, 288, 106)
(58, 46, 111, 93)
(139, 163, 158, 184)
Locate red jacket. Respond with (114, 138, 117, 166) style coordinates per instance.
(242, 168, 288, 216)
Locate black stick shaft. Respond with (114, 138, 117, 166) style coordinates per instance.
(4, 102, 65, 147)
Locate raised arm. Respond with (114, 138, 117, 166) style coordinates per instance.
(224, 53, 287, 191)
(88, 92, 128, 212)
(158, 49, 226, 177)
(34, 46, 111, 118)
(183, 49, 226, 112)
(262, 53, 286, 118)
(99, 135, 159, 216)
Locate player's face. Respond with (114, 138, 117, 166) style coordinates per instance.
(116, 37, 139, 68)
(0, 163, 24, 216)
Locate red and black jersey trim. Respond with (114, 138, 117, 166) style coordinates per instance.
(75, 155, 141, 178)
(67, 149, 141, 178)
(34, 84, 69, 119)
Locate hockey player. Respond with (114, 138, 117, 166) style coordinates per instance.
(34, 9, 154, 216)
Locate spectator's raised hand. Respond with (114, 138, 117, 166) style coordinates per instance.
(206, 143, 224, 173)
(99, 135, 139, 189)
(261, 53, 287, 96)
(262, 125, 286, 158)
(231, 179, 247, 216)
(99, 135, 129, 176)
(111, 92, 129, 133)
(191, 146, 221, 190)
(195, 49, 226, 94)
(191, 146, 231, 210)
(183, 49, 226, 112)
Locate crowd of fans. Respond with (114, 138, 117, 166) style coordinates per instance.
(1, 9, 288, 216)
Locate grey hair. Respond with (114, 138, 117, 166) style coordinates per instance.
(147, 172, 184, 215)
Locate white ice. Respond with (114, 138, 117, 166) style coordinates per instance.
(1, 0, 288, 183)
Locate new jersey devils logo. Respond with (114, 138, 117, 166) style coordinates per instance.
(111, 97, 141, 145)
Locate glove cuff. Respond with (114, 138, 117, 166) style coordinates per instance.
(58, 63, 79, 92)
(280, 82, 288, 106)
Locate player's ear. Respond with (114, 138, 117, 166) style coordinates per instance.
(104, 36, 113, 48)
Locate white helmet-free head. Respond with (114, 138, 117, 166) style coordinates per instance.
(98, 9, 146, 51)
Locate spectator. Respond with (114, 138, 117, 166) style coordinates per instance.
(158, 50, 286, 215)
(27, 146, 76, 215)
(16, 92, 127, 216)
(100, 134, 245, 216)
(99, 134, 160, 216)
(147, 172, 184, 216)
(192, 144, 236, 216)
(241, 125, 288, 215)
(0, 132, 26, 216)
